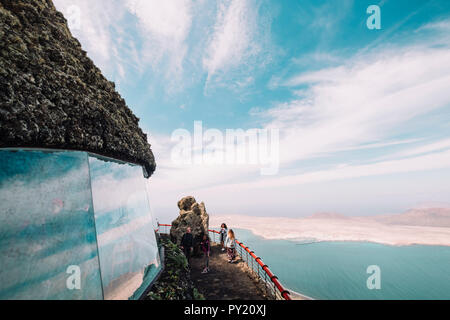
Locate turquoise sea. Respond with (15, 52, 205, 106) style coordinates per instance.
(231, 229, 450, 300)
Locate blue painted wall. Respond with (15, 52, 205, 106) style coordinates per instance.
(0, 150, 161, 300)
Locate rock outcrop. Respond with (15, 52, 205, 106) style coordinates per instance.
(0, 0, 156, 177)
(170, 196, 209, 250)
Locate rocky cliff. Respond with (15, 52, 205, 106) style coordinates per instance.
(170, 196, 210, 249)
(0, 0, 156, 176)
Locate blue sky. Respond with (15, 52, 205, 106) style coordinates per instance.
(54, 0, 450, 221)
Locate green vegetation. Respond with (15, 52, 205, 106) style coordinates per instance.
(146, 237, 204, 300)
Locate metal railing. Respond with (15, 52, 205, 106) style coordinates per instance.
(156, 224, 172, 236)
(157, 223, 292, 300)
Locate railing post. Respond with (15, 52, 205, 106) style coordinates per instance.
(264, 272, 268, 298)
(273, 281, 277, 300)
(238, 245, 242, 261)
(257, 264, 261, 280)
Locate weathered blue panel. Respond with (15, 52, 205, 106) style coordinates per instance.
(0, 150, 160, 300)
(88, 156, 161, 300)
(0, 150, 104, 300)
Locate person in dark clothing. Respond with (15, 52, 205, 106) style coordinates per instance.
(180, 227, 194, 265)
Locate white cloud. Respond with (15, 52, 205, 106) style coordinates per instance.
(125, 0, 192, 42)
(216, 149, 450, 190)
(54, 0, 128, 78)
(54, 0, 194, 85)
(259, 47, 450, 164)
(54, 0, 270, 92)
(332, 139, 422, 153)
(124, 0, 193, 77)
(417, 19, 450, 32)
(147, 44, 450, 204)
(378, 138, 450, 161)
(50, 2, 450, 217)
(203, 0, 266, 87)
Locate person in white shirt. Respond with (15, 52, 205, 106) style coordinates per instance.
(225, 229, 236, 263)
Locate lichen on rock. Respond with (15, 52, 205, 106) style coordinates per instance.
(0, 0, 156, 177)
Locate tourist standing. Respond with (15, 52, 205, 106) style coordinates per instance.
(225, 229, 236, 263)
(180, 227, 194, 265)
(200, 234, 211, 273)
(220, 223, 228, 252)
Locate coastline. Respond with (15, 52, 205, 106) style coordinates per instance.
(210, 214, 450, 247)
(210, 213, 450, 300)
(287, 288, 315, 300)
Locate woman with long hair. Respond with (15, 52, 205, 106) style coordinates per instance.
(220, 223, 228, 252)
(225, 229, 236, 263)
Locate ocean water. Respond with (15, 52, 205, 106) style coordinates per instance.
(231, 229, 450, 300)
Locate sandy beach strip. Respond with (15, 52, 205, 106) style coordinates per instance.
(210, 214, 450, 247)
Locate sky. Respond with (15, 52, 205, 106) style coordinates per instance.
(53, 0, 450, 222)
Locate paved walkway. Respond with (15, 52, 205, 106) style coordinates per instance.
(190, 243, 269, 300)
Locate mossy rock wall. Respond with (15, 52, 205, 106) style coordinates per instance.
(0, 0, 155, 176)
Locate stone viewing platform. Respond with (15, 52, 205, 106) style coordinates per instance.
(145, 236, 268, 300)
(153, 195, 303, 301)
(163, 196, 270, 300)
(190, 243, 268, 300)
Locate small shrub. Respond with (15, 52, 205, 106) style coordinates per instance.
(146, 238, 203, 300)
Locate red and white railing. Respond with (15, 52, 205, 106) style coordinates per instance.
(156, 223, 292, 300)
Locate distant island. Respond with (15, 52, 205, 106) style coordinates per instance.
(211, 208, 450, 247)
